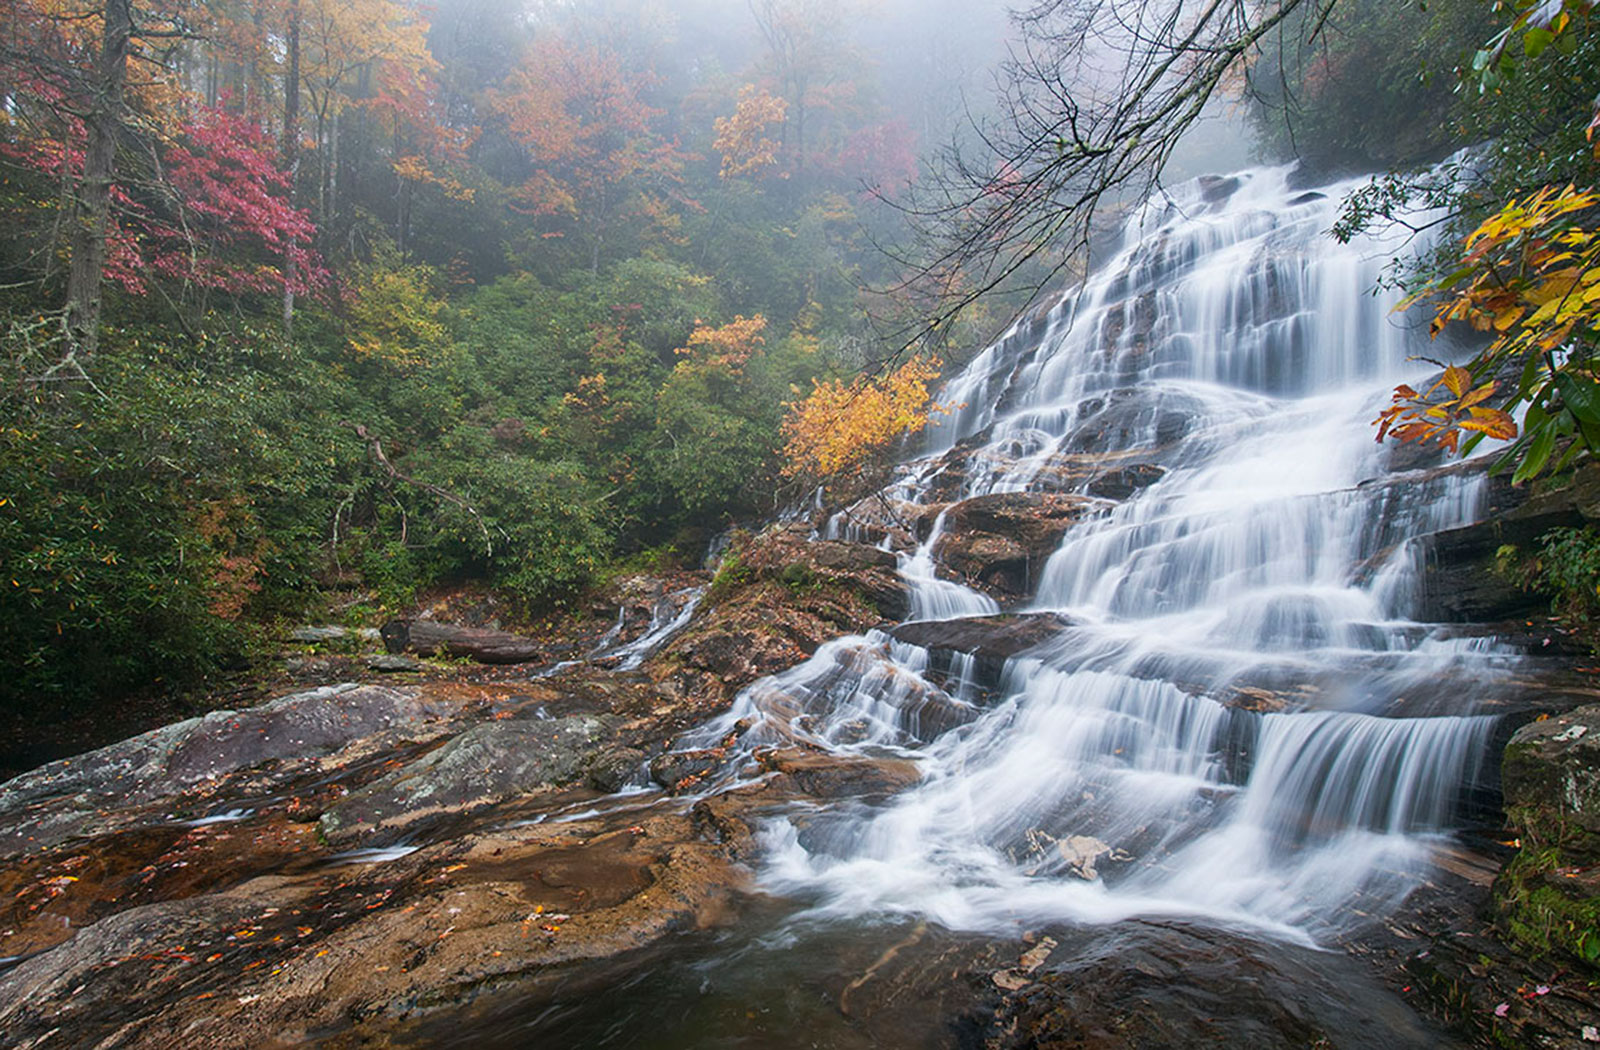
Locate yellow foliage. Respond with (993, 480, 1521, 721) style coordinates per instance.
(1381, 184, 1600, 467)
(712, 86, 787, 179)
(781, 356, 945, 480)
(393, 156, 475, 202)
(346, 264, 449, 370)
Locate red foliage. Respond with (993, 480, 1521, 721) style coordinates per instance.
(838, 119, 919, 196)
(156, 107, 327, 296)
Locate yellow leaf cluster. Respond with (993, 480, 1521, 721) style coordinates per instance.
(1433, 185, 1600, 356)
(1384, 184, 1600, 456)
(393, 155, 475, 202)
(712, 86, 787, 179)
(345, 265, 449, 370)
(780, 356, 945, 479)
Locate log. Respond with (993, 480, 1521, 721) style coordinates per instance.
(380, 620, 543, 664)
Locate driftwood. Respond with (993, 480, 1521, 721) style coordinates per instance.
(380, 619, 543, 664)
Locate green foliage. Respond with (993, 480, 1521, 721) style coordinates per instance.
(427, 455, 614, 609)
(0, 0, 933, 729)
(707, 544, 752, 601)
(1495, 843, 1600, 971)
(0, 321, 360, 709)
(1526, 525, 1600, 628)
(778, 560, 820, 596)
(1249, 0, 1489, 173)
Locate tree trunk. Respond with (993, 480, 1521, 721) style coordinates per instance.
(379, 620, 545, 664)
(281, 0, 301, 337)
(64, 0, 132, 358)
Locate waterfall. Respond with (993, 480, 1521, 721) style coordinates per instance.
(706, 165, 1513, 943)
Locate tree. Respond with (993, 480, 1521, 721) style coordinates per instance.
(713, 85, 787, 179)
(64, 0, 133, 358)
(1369, 2, 1600, 479)
(780, 354, 944, 487)
(882, 0, 1333, 348)
(296, 0, 436, 233)
(1379, 185, 1600, 478)
(745, 0, 854, 178)
(0, 0, 145, 357)
(494, 31, 685, 271)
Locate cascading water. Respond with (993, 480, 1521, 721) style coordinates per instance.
(702, 165, 1513, 945)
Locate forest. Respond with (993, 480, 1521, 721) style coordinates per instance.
(0, 0, 1597, 753)
(0, 0, 1015, 736)
(5, 2, 1600, 1047)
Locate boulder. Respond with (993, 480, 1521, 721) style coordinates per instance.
(649, 748, 727, 793)
(757, 748, 921, 799)
(366, 654, 427, 673)
(0, 685, 458, 858)
(934, 493, 1093, 596)
(1083, 462, 1166, 500)
(1495, 704, 1600, 972)
(1502, 705, 1600, 861)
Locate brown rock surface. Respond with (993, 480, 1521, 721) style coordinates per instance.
(934, 492, 1094, 597)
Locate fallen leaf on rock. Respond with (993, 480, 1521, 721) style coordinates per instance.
(992, 969, 1030, 991)
(1018, 936, 1057, 972)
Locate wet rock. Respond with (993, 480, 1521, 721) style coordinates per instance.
(1083, 462, 1166, 500)
(0, 892, 270, 1033)
(588, 747, 647, 793)
(0, 685, 459, 858)
(381, 619, 545, 664)
(657, 528, 913, 707)
(366, 653, 427, 672)
(889, 613, 1073, 691)
(1197, 173, 1242, 204)
(889, 613, 1071, 660)
(0, 802, 756, 1050)
(986, 921, 1444, 1050)
(801, 541, 899, 573)
(935, 493, 1093, 596)
(649, 748, 726, 793)
(319, 714, 615, 846)
(1417, 461, 1600, 623)
(758, 749, 921, 799)
(1064, 388, 1195, 455)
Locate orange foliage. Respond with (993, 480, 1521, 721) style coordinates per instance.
(1374, 365, 1516, 454)
(781, 356, 945, 479)
(676, 315, 767, 375)
(495, 35, 666, 220)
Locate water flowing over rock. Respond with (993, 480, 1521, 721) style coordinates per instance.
(705, 165, 1582, 945)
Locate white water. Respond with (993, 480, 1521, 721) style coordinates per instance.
(600, 586, 705, 671)
(698, 166, 1515, 943)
